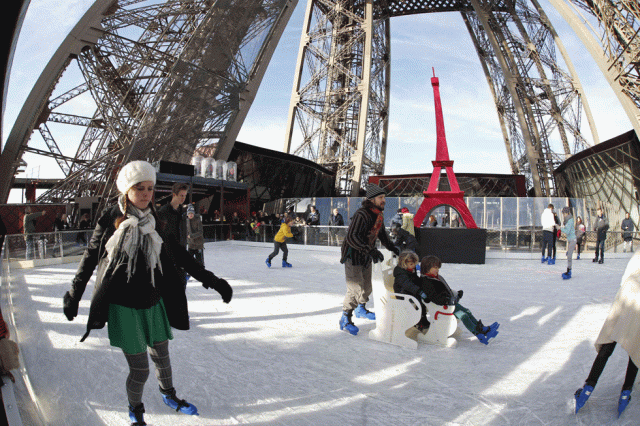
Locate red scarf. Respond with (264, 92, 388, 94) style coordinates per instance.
(368, 206, 384, 247)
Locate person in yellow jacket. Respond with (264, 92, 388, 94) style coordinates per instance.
(266, 216, 294, 268)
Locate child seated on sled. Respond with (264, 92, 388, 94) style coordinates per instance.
(420, 255, 499, 345)
(393, 250, 431, 332)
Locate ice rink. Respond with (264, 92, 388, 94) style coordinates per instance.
(4, 241, 639, 425)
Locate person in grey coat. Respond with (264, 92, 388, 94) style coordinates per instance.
(593, 208, 609, 264)
(621, 212, 634, 253)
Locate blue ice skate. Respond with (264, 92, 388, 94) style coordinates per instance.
(574, 385, 593, 413)
(481, 321, 500, 334)
(129, 403, 146, 426)
(541, 256, 547, 263)
(161, 388, 199, 416)
(547, 257, 555, 265)
(339, 312, 359, 335)
(562, 270, 572, 279)
(265, 258, 271, 268)
(476, 326, 499, 345)
(282, 260, 292, 267)
(618, 390, 631, 418)
(354, 304, 375, 320)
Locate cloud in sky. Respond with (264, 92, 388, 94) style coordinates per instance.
(3, 0, 633, 194)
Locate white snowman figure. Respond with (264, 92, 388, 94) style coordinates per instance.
(417, 301, 458, 347)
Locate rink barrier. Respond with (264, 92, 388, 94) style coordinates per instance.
(1, 239, 47, 426)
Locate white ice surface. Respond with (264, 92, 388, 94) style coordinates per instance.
(7, 241, 640, 425)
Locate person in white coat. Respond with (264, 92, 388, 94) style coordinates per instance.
(574, 250, 640, 417)
(540, 204, 556, 264)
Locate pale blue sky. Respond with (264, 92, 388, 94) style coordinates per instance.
(3, 0, 633, 202)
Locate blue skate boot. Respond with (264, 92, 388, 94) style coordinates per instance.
(265, 258, 271, 268)
(161, 387, 199, 416)
(339, 311, 359, 335)
(541, 256, 547, 263)
(618, 390, 631, 418)
(129, 403, 146, 426)
(475, 320, 499, 345)
(282, 260, 292, 267)
(562, 269, 572, 279)
(547, 257, 555, 265)
(354, 304, 375, 320)
(574, 385, 594, 413)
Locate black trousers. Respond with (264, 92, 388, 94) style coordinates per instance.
(586, 342, 639, 391)
(542, 230, 554, 258)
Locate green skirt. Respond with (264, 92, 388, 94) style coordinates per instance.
(108, 299, 173, 354)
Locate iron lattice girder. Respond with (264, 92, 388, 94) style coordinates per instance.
(28, 0, 295, 207)
(286, 0, 593, 196)
(570, 0, 640, 107)
(287, 0, 390, 195)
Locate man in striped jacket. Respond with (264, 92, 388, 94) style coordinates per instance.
(339, 184, 400, 336)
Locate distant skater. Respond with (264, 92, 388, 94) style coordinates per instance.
(266, 216, 294, 268)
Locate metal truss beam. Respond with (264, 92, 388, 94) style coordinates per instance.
(285, 0, 594, 196)
(284, 0, 391, 196)
(2, 0, 298, 209)
(547, 0, 640, 136)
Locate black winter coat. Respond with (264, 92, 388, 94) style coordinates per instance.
(420, 274, 457, 306)
(392, 228, 418, 252)
(69, 205, 211, 341)
(392, 266, 422, 298)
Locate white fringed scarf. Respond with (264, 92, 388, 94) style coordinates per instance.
(104, 196, 163, 286)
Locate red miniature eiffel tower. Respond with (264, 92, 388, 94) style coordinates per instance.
(414, 69, 478, 229)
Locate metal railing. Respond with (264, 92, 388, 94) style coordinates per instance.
(3, 226, 636, 262)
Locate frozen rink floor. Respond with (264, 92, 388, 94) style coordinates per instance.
(3, 241, 639, 425)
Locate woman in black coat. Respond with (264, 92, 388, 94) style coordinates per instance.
(62, 161, 232, 426)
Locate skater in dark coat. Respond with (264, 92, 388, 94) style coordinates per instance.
(621, 212, 634, 252)
(593, 207, 609, 263)
(390, 224, 418, 253)
(419, 255, 499, 345)
(62, 161, 232, 426)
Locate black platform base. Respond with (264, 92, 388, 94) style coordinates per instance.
(416, 228, 487, 264)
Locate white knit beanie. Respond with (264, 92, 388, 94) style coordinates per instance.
(116, 161, 157, 194)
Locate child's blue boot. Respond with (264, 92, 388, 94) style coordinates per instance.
(339, 311, 359, 335)
(354, 304, 375, 320)
(562, 269, 572, 279)
(129, 403, 146, 425)
(282, 260, 292, 267)
(161, 387, 199, 416)
(265, 258, 271, 268)
(618, 390, 631, 418)
(574, 385, 593, 413)
(547, 257, 555, 265)
(541, 256, 547, 263)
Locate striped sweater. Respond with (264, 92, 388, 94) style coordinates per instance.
(340, 200, 396, 266)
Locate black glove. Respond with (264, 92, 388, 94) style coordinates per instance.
(63, 291, 79, 321)
(457, 290, 463, 301)
(202, 272, 233, 303)
(370, 248, 384, 263)
(391, 247, 400, 257)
